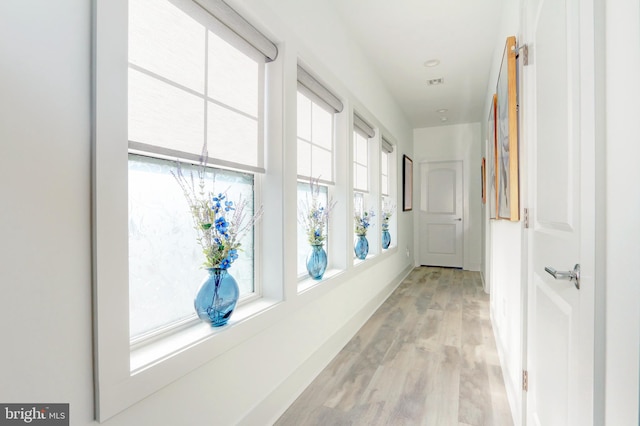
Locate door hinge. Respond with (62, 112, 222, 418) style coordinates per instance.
(522, 370, 529, 392)
(524, 208, 530, 228)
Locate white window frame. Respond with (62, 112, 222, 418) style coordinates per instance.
(296, 65, 342, 288)
(380, 136, 397, 251)
(353, 188, 375, 262)
(296, 180, 332, 280)
(127, 153, 263, 345)
(92, 0, 281, 421)
(352, 115, 375, 262)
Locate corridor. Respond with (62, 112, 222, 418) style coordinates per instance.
(276, 267, 513, 425)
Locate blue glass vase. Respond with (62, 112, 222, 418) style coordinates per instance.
(382, 229, 391, 249)
(306, 244, 328, 280)
(354, 235, 369, 259)
(194, 268, 239, 327)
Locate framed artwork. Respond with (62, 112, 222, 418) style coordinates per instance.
(488, 93, 498, 219)
(402, 155, 413, 211)
(496, 35, 519, 221)
(481, 157, 486, 204)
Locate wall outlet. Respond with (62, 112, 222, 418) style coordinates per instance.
(405, 246, 410, 258)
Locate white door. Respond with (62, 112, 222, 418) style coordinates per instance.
(525, 0, 597, 424)
(419, 161, 463, 268)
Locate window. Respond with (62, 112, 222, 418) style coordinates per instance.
(353, 112, 374, 194)
(296, 65, 342, 280)
(296, 181, 329, 276)
(381, 138, 392, 197)
(353, 112, 376, 259)
(380, 136, 395, 250)
(353, 129, 369, 193)
(353, 191, 365, 216)
(296, 90, 333, 182)
(296, 64, 342, 184)
(127, 0, 267, 342)
(353, 111, 375, 202)
(128, 155, 256, 340)
(93, 0, 278, 418)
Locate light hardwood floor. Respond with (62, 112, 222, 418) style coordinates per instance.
(275, 267, 513, 426)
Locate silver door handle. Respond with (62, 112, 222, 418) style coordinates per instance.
(544, 264, 580, 289)
(454, 218, 462, 221)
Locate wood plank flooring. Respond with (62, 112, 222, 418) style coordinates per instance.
(275, 267, 513, 426)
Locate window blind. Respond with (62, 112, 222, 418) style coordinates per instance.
(381, 137, 394, 153)
(193, 0, 277, 61)
(354, 112, 375, 138)
(297, 65, 343, 113)
(128, 0, 268, 173)
(296, 90, 335, 184)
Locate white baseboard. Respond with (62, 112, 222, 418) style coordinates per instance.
(490, 307, 521, 426)
(480, 271, 489, 294)
(465, 261, 482, 272)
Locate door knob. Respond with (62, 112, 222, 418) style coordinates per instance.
(544, 264, 580, 289)
(454, 218, 462, 221)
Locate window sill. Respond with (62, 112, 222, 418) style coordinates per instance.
(353, 244, 397, 266)
(353, 253, 377, 265)
(297, 268, 343, 294)
(130, 297, 281, 374)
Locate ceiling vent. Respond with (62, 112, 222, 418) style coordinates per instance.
(427, 78, 444, 86)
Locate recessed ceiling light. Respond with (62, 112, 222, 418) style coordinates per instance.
(436, 108, 448, 114)
(440, 117, 448, 122)
(427, 78, 444, 86)
(423, 59, 440, 67)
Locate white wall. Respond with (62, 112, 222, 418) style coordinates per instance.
(480, 0, 524, 423)
(0, 0, 414, 425)
(0, 0, 94, 422)
(413, 123, 483, 272)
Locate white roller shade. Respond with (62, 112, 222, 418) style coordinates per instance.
(381, 137, 394, 153)
(193, 0, 278, 61)
(297, 65, 343, 113)
(354, 112, 375, 138)
(129, 0, 266, 173)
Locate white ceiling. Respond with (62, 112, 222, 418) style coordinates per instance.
(327, 0, 504, 129)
